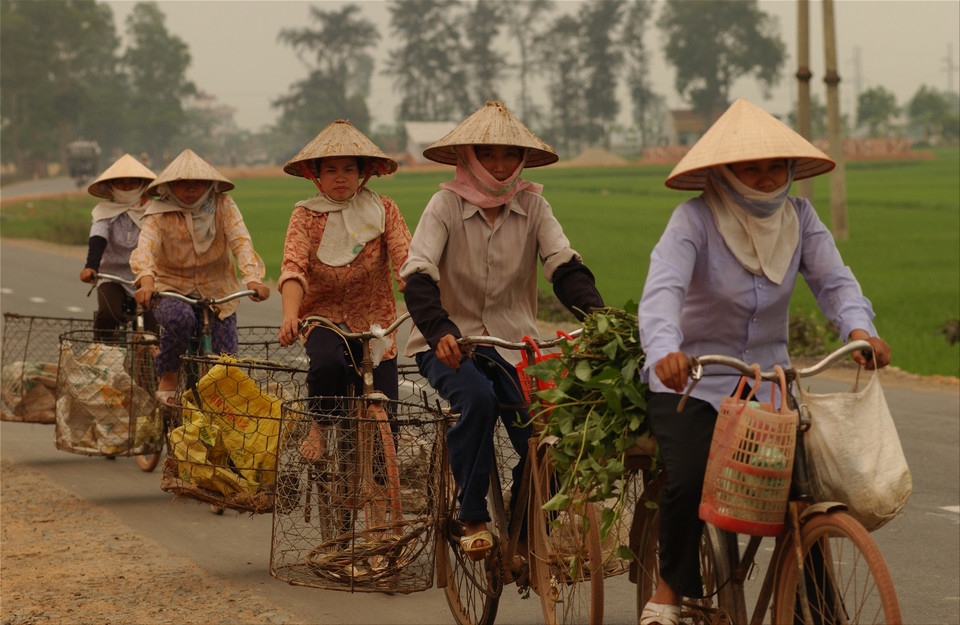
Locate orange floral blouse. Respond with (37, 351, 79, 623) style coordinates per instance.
(277, 194, 411, 359)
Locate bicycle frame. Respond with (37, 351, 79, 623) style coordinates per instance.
(684, 340, 895, 625)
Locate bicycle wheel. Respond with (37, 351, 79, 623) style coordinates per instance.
(132, 334, 162, 472)
(633, 476, 737, 625)
(529, 445, 603, 625)
(438, 479, 502, 625)
(772, 511, 901, 624)
(363, 401, 403, 530)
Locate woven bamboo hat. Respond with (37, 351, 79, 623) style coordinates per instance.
(423, 101, 558, 168)
(146, 148, 234, 196)
(665, 98, 835, 191)
(87, 154, 156, 199)
(283, 119, 398, 178)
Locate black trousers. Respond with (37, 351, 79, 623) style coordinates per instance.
(647, 391, 718, 598)
(93, 281, 157, 341)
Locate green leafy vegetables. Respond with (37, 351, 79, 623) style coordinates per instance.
(525, 304, 656, 539)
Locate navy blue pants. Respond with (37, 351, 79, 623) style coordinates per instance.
(416, 346, 530, 523)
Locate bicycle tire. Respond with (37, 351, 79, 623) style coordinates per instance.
(439, 477, 502, 625)
(131, 334, 162, 472)
(772, 511, 901, 624)
(529, 444, 603, 625)
(632, 482, 737, 624)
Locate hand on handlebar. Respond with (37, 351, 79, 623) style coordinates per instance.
(655, 351, 692, 393)
(849, 332, 891, 370)
(279, 315, 301, 347)
(246, 282, 270, 302)
(80, 268, 97, 284)
(435, 333, 463, 370)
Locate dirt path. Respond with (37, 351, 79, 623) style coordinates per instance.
(0, 459, 299, 625)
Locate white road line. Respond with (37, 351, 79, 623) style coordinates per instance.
(28, 297, 46, 303)
(941, 506, 960, 514)
(65, 306, 84, 313)
(0, 288, 12, 294)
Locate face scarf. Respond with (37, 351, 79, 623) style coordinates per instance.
(144, 182, 218, 254)
(91, 183, 149, 229)
(439, 146, 543, 209)
(297, 188, 386, 267)
(702, 161, 798, 285)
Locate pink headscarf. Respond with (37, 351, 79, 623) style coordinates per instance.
(439, 146, 543, 208)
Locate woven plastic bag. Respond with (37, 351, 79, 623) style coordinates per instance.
(700, 366, 797, 537)
(799, 367, 911, 531)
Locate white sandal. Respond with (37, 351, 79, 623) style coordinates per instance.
(640, 601, 680, 625)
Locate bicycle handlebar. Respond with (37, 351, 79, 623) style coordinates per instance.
(690, 340, 874, 383)
(300, 312, 412, 339)
(457, 329, 582, 352)
(94, 272, 255, 307)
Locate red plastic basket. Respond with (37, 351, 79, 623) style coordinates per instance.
(699, 367, 797, 537)
(515, 332, 575, 404)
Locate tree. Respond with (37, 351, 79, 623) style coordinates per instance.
(502, 0, 554, 123)
(274, 4, 378, 144)
(788, 93, 829, 140)
(0, 0, 122, 175)
(622, 0, 664, 146)
(577, 0, 626, 146)
(856, 86, 899, 137)
(384, 0, 469, 121)
(122, 2, 195, 162)
(907, 85, 952, 143)
(535, 15, 588, 155)
(462, 0, 507, 105)
(658, 0, 785, 121)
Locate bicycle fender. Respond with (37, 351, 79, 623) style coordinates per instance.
(799, 500, 847, 522)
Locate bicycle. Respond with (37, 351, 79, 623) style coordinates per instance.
(271, 313, 446, 594)
(628, 340, 902, 624)
(435, 329, 624, 625)
(133, 286, 257, 479)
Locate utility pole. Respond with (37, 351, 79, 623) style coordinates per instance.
(822, 0, 848, 240)
(796, 0, 813, 200)
(944, 43, 957, 94)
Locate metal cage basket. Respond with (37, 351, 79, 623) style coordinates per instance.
(235, 326, 308, 369)
(54, 328, 163, 457)
(1, 314, 94, 423)
(160, 354, 308, 514)
(270, 394, 446, 594)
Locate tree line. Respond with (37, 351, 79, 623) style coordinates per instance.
(2, 0, 956, 179)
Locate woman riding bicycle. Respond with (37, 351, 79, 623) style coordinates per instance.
(636, 98, 891, 625)
(79, 154, 158, 340)
(276, 120, 412, 460)
(129, 148, 270, 405)
(401, 101, 605, 562)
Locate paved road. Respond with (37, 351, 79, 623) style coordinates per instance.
(1, 175, 81, 199)
(1, 239, 958, 624)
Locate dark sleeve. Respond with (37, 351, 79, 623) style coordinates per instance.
(84, 235, 108, 271)
(404, 272, 461, 349)
(552, 258, 604, 321)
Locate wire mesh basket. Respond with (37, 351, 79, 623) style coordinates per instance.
(160, 354, 308, 514)
(1, 314, 94, 423)
(236, 326, 308, 369)
(271, 394, 446, 594)
(54, 329, 163, 457)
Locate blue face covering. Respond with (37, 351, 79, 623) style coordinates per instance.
(706, 160, 797, 218)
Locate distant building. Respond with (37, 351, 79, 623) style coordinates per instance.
(664, 109, 709, 146)
(403, 121, 458, 164)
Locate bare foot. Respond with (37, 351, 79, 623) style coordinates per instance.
(299, 423, 327, 460)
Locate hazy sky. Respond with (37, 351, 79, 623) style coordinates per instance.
(103, 0, 960, 132)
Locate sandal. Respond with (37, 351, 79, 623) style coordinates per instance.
(640, 601, 680, 625)
(459, 530, 494, 562)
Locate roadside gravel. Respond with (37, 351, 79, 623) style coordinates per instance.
(0, 459, 299, 625)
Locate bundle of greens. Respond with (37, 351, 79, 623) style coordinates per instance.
(526, 304, 655, 539)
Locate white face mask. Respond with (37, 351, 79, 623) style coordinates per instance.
(111, 185, 146, 205)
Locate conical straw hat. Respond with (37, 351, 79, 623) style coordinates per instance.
(87, 154, 156, 199)
(146, 148, 234, 195)
(283, 119, 398, 178)
(665, 98, 835, 191)
(423, 101, 558, 168)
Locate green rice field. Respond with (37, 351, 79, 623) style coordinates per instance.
(2, 147, 957, 377)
